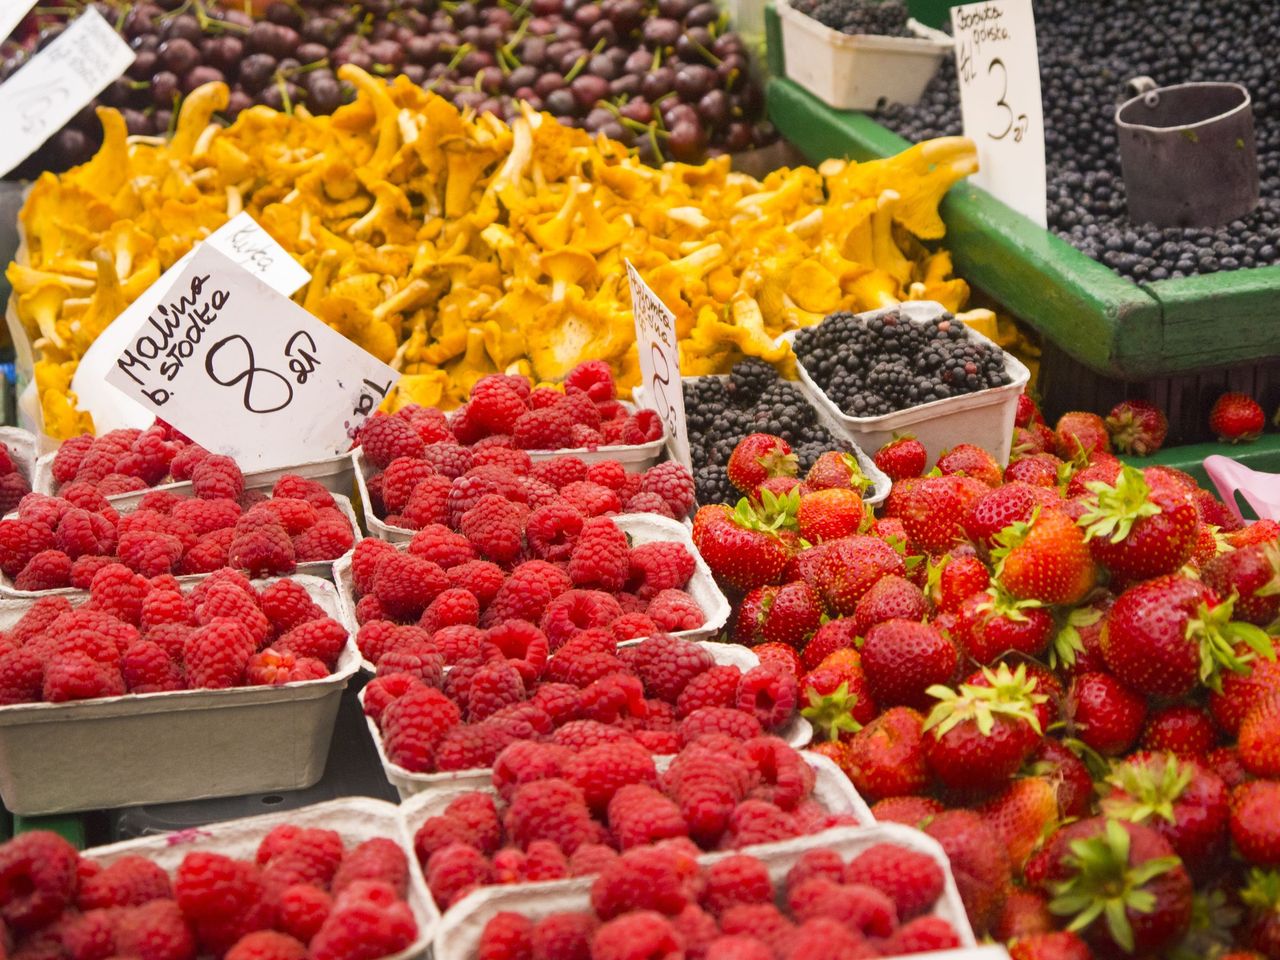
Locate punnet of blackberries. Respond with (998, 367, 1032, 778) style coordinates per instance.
(788, 0, 914, 38)
(873, 0, 1280, 283)
(793, 309, 1011, 417)
(683, 359, 856, 506)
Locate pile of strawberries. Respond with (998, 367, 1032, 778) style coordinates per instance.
(357, 369, 688, 535)
(687, 400, 1280, 960)
(0, 467, 355, 589)
(51, 421, 214, 498)
(474, 840, 963, 960)
(412, 734, 859, 909)
(362, 631, 798, 774)
(0, 566, 349, 704)
(0, 825, 417, 960)
(0, 439, 31, 515)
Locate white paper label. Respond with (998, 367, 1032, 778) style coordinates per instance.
(626, 260, 690, 470)
(0, 8, 134, 176)
(951, 0, 1047, 226)
(73, 213, 312, 434)
(105, 246, 398, 471)
(0, 0, 40, 49)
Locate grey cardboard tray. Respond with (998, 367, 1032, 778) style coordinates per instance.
(0, 426, 38, 485)
(433, 823, 980, 960)
(0, 575, 360, 816)
(0, 493, 362, 598)
(85, 796, 439, 959)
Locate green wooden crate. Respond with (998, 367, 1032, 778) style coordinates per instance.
(764, 5, 1280, 381)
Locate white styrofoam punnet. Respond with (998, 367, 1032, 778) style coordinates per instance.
(634, 375, 892, 507)
(782, 302, 1031, 469)
(0, 493, 362, 598)
(433, 823, 980, 960)
(776, 0, 952, 111)
(84, 797, 439, 957)
(32, 449, 358, 505)
(339, 512, 732, 673)
(0, 575, 360, 815)
(363, 638, 813, 801)
(0, 427, 38, 485)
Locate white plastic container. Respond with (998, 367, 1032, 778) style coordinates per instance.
(32, 449, 358, 505)
(782, 302, 1031, 468)
(0, 493, 362, 598)
(0, 575, 360, 815)
(84, 797, 439, 957)
(776, 0, 953, 111)
(634, 376, 892, 507)
(362, 639, 813, 801)
(433, 822, 979, 960)
(339, 512, 733, 673)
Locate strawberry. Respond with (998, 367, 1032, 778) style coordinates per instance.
(861, 618, 958, 709)
(799, 647, 877, 740)
(1202, 543, 1280, 626)
(1101, 752, 1230, 866)
(1004, 452, 1066, 489)
(695, 500, 793, 593)
(1210, 392, 1265, 443)
(1239, 692, 1280, 778)
(964, 482, 1060, 548)
(1101, 573, 1275, 698)
(1241, 868, 1280, 958)
(795, 488, 864, 543)
(1232, 780, 1280, 866)
(921, 663, 1046, 794)
(732, 585, 776, 647)
(1106, 399, 1169, 456)
(1053, 412, 1112, 460)
(759, 580, 824, 649)
(753, 641, 803, 679)
(842, 706, 928, 802)
(852, 574, 926, 635)
(1232, 519, 1280, 549)
(1191, 487, 1244, 533)
(994, 889, 1055, 942)
(1139, 704, 1218, 758)
(1079, 465, 1200, 583)
(873, 436, 927, 482)
(727, 434, 797, 494)
(884, 474, 987, 555)
(970, 660, 1061, 734)
(806, 535, 905, 616)
(936, 443, 1003, 487)
(753, 475, 807, 501)
(1029, 739, 1095, 819)
(1041, 817, 1192, 955)
(1016, 393, 1045, 428)
(977, 777, 1060, 870)
(1064, 454, 1122, 499)
(1049, 597, 1111, 675)
(1008, 931, 1093, 960)
(804, 451, 872, 493)
(925, 553, 990, 613)
(992, 506, 1097, 606)
(1210, 658, 1280, 737)
(1065, 671, 1146, 756)
(924, 810, 1012, 936)
(800, 617, 859, 671)
(955, 588, 1055, 664)
(1012, 424, 1059, 460)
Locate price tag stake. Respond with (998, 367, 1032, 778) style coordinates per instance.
(626, 261, 691, 471)
(951, 0, 1047, 226)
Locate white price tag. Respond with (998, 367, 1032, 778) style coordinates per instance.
(73, 213, 312, 433)
(0, 8, 134, 176)
(105, 246, 399, 471)
(0, 0, 40, 47)
(626, 260, 690, 471)
(951, 0, 1047, 226)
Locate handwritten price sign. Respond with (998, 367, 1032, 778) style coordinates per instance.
(106, 246, 399, 471)
(0, 8, 134, 176)
(951, 0, 1047, 226)
(626, 261, 690, 471)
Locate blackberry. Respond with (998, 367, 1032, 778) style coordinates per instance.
(725, 359, 778, 404)
(790, 0, 913, 38)
(794, 309, 1010, 416)
(871, 0, 1280, 282)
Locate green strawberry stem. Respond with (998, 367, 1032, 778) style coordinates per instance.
(1080, 466, 1162, 544)
(923, 662, 1047, 738)
(1185, 595, 1277, 693)
(1102, 756, 1194, 826)
(800, 684, 862, 741)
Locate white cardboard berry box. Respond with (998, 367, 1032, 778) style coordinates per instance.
(83, 796, 439, 960)
(361, 639, 814, 802)
(432, 823, 982, 960)
(0, 426, 38, 487)
(0, 575, 360, 816)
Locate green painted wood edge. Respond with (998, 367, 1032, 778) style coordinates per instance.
(1145, 265, 1280, 370)
(13, 814, 86, 849)
(1118, 432, 1280, 493)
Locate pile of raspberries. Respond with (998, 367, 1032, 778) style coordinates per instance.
(475, 839, 963, 960)
(361, 632, 799, 774)
(0, 825, 417, 960)
(413, 734, 861, 910)
(51, 421, 221, 498)
(0, 468, 355, 590)
(350, 516, 708, 657)
(0, 567, 349, 704)
(0, 440, 31, 515)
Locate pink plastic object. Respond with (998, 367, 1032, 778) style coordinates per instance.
(1203, 454, 1280, 524)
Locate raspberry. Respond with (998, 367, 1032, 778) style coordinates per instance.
(139, 588, 195, 633)
(416, 588, 479, 634)
(445, 560, 506, 608)
(52, 434, 95, 486)
(247, 649, 328, 685)
(406, 523, 475, 569)
(351, 539, 397, 595)
(276, 618, 348, 669)
(122, 639, 184, 692)
(228, 520, 296, 578)
(588, 912, 682, 960)
(147, 624, 195, 663)
(0, 517, 57, 577)
(561, 362, 614, 403)
(885, 916, 961, 954)
(700, 856, 774, 917)
(276, 885, 331, 944)
(446, 468, 526, 529)
(544, 646, 625, 688)
(86, 563, 148, 623)
(331, 839, 410, 898)
(420, 442, 474, 480)
(358, 415, 426, 470)
(61, 482, 117, 514)
(680, 708, 763, 744)
(736, 666, 798, 731)
(271, 475, 336, 511)
(96, 473, 147, 497)
(628, 540, 693, 596)
(646, 590, 704, 633)
(0, 831, 80, 932)
(51, 508, 114, 562)
(381, 459, 438, 514)
(60, 907, 119, 960)
(778, 917, 867, 960)
(293, 513, 355, 563)
(581, 464, 624, 495)
(562, 740, 657, 814)
(607, 784, 687, 850)
(42, 652, 124, 701)
(380, 686, 462, 772)
(504, 779, 600, 854)
(433, 626, 492, 667)
(467, 659, 526, 721)
(472, 446, 532, 475)
(138, 490, 183, 514)
(175, 851, 266, 923)
(169, 444, 211, 481)
(43, 608, 135, 665)
(590, 846, 702, 920)
(413, 816, 488, 867)
(114, 898, 200, 960)
(626, 634, 714, 702)
(741, 738, 814, 811)
(398, 405, 453, 444)
(540, 589, 624, 650)
(844, 843, 944, 921)
(675, 666, 742, 719)
(607, 612, 655, 643)
(476, 913, 533, 960)
(225, 931, 306, 960)
(621, 410, 664, 443)
(525, 501, 585, 562)
(258, 828, 345, 895)
(718, 904, 795, 955)
(308, 880, 417, 960)
(790, 880, 896, 939)
(179, 531, 233, 575)
(482, 561, 572, 627)
(191, 455, 245, 501)
(620, 492, 674, 519)
(530, 912, 594, 960)
(634, 730, 681, 758)
(460, 495, 528, 566)
(433, 719, 521, 771)
(13, 549, 72, 591)
(785, 851, 847, 894)
(19, 492, 72, 528)
(0, 647, 42, 704)
(470, 379, 531, 434)
(184, 619, 255, 689)
(196, 582, 271, 647)
(509, 406, 573, 451)
(530, 457, 589, 490)
(566, 517, 628, 592)
(492, 740, 572, 801)
(579, 671, 648, 725)
(361, 673, 424, 723)
(565, 843, 617, 878)
(258, 580, 325, 633)
(373, 553, 448, 621)
(166, 498, 239, 539)
(558, 481, 621, 518)
(528, 682, 581, 725)
(377, 644, 444, 686)
(255, 499, 319, 537)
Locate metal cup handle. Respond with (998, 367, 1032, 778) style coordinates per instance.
(1126, 75, 1159, 106)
